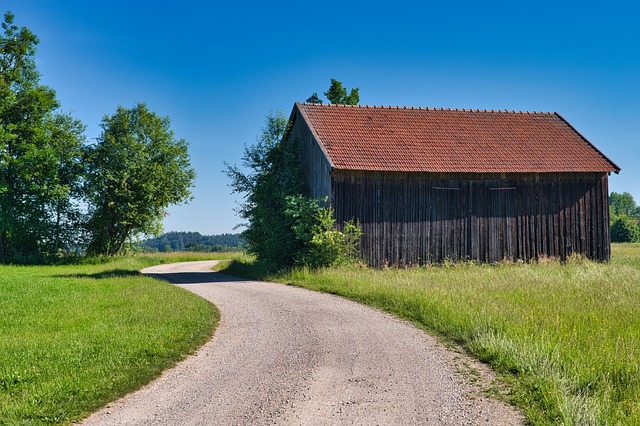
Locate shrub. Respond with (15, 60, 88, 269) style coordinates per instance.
(286, 195, 362, 268)
(611, 215, 640, 243)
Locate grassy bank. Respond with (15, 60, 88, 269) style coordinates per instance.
(221, 245, 640, 425)
(0, 252, 235, 425)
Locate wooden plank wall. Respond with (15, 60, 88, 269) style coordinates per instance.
(289, 115, 332, 201)
(331, 171, 611, 267)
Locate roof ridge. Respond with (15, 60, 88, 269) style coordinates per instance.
(300, 102, 555, 114)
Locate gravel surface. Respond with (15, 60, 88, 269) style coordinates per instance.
(81, 261, 524, 425)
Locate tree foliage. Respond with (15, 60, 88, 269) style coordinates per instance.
(0, 12, 197, 261)
(225, 111, 304, 266)
(0, 12, 86, 260)
(84, 103, 195, 255)
(609, 192, 640, 243)
(306, 79, 361, 105)
(285, 195, 361, 268)
(324, 78, 360, 105)
(226, 112, 362, 268)
(611, 215, 640, 243)
(609, 192, 639, 218)
(305, 92, 323, 104)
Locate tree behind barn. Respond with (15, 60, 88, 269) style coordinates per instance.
(609, 192, 640, 218)
(609, 191, 640, 242)
(85, 103, 195, 255)
(305, 92, 323, 104)
(324, 78, 359, 105)
(306, 79, 360, 106)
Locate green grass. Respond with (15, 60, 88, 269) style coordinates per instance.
(0, 252, 238, 425)
(220, 245, 640, 425)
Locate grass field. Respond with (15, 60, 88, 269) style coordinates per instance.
(221, 244, 640, 425)
(0, 252, 237, 425)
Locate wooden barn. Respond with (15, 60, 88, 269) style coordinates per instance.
(285, 102, 620, 266)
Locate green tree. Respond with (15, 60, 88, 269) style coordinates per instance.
(85, 103, 195, 255)
(611, 215, 640, 243)
(0, 11, 86, 260)
(225, 112, 362, 268)
(324, 78, 360, 105)
(225, 111, 304, 266)
(305, 92, 323, 104)
(609, 192, 639, 219)
(608, 192, 640, 243)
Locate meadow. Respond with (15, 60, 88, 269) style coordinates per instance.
(3, 247, 638, 425)
(0, 252, 234, 425)
(222, 244, 640, 425)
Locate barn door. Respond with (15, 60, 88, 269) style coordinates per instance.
(469, 181, 517, 263)
(488, 186, 517, 262)
(430, 185, 465, 262)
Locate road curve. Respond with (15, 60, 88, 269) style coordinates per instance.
(81, 261, 523, 425)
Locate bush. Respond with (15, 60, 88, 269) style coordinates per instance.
(286, 195, 362, 268)
(611, 215, 640, 243)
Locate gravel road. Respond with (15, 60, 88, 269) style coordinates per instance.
(81, 261, 523, 425)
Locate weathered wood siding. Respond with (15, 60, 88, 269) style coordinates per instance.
(289, 113, 332, 200)
(331, 171, 611, 266)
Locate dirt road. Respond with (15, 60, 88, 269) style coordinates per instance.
(82, 261, 523, 425)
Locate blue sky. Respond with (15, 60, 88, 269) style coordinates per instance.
(5, 1, 639, 235)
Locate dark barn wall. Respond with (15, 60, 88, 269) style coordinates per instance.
(289, 114, 332, 200)
(331, 171, 611, 266)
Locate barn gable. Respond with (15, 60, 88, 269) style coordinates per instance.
(287, 102, 620, 266)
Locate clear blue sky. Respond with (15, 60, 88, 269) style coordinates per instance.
(5, 1, 639, 235)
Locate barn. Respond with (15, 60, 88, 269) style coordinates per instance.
(286, 102, 620, 266)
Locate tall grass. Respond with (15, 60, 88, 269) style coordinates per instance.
(0, 253, 234, 425)
(222, 245, 640, 425)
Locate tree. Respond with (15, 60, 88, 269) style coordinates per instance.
(609, 192, 639, 218)
(324, 78, 359, 105)
(305, 92, 323, 104)
(85, 103, 195, 255)
(225, 111, 304, 266)
(225, 112, 362, 268)
(611, 215, 640, 243)
(609, 192, 640, 243)
(305, 79, 361, 105)
(0, 11, 86, 260)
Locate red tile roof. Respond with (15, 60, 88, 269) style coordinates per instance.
(294, 102, 619, 174)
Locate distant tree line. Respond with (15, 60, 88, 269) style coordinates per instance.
(0, 12, 195, 262)
(609, 192, 640, 243)
(138, 232, 245, 252)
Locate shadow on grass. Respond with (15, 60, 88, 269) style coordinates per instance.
(217, 259, 278, 281)
(55, 263, 255, 285)
(142, 264, 248, 285)
(56, 269, 143, 280)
